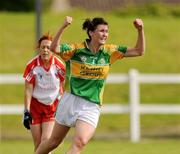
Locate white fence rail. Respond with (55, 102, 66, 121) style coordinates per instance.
(1, 69, 180, 142)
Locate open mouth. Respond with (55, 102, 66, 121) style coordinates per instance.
(43, 53, 49, 56)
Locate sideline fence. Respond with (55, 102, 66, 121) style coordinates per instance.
(1, 69, 180, 142)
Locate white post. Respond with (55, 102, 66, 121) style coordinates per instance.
(129, 69, 140, 142)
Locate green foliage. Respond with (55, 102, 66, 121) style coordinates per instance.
(0, 0, 51, 12)
(112, 3, 180, 17)
(0, 0, 35, 12)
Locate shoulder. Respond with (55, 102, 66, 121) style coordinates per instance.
(103, 44, 117, 50)
(23, 55, 39, 78)
(60, 42, 85, 51)
(75, 42, 85, 49)
(25, 55, 39, 69)
(102, 44, 127, 54)
(102, 44, 118, 54)
(53, 56, 65, 69)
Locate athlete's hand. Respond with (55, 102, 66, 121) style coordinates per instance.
(23, 109, 32, 130)
(133, 18, 143, 31)
(63, 16, 73, 27)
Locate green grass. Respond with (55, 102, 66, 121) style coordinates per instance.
(1, 139, 180, 154)
(1, 84, 180, 104)
(0, 12, 180, 73)
(1, 12, 180, 104)
(0, 10, 180, 141)
(1, 114, 180, 141)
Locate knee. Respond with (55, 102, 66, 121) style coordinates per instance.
(41, 135, 59, 149)
(74, 137, 88, 149)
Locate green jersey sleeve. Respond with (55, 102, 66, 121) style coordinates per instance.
(59, 43, 76, 61)
(103, 44, 127, 64)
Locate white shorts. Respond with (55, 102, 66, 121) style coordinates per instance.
(55, 92, 100, 128)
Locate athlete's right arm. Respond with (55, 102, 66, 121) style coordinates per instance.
(23, 81, 33, 129)
(50, 16, 73, 54)
(24, 81, 33, 111)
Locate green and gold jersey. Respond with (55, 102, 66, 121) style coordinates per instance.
(59, 40, 127, 105)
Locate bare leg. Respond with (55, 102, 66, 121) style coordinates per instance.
(31, 124, 41, 151)
(35, 121, 70, 154)
(66, 120, 96, 154)
(41, 121, 55, 154)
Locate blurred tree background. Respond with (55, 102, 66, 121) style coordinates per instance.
(0, 0, 180, 16)
(0, 0, 35, 12)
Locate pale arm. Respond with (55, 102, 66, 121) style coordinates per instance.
(24, 81, 33, 111)
(50, 16, 73, 54)
(124, 18, 145, 57)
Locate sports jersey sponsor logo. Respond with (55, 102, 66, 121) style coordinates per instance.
(80, 65, 104, 77)
(71, 61, 109, 79)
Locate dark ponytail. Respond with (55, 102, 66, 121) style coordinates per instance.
(82, 17, 108, 40)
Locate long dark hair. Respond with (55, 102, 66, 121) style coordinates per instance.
(82, 17, 108, 40)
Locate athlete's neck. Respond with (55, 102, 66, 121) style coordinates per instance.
(42, 59, 50, 68)
(89, 41, 101, 54)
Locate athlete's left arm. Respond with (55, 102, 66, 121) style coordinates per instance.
(124, 18, 145, 57)
(50, 16, 73, 54)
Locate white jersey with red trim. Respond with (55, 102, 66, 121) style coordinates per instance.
(23, 55, 65, 105)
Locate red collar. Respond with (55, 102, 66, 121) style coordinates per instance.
(38, 55, 53, 71)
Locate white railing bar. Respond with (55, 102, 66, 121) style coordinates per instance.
(140, 104, 180, 114)
(0, 74, 129, 84)
(0, 74, 23, 84)
(1, 103, 180, 115)
(0, 104, 129, 115)
(139, 74, 180, 83)
(1, 73, 180, 84)
(0, 104, 23, 115)
(106, 74, 129, 83)
(101, 104, 129, 113)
